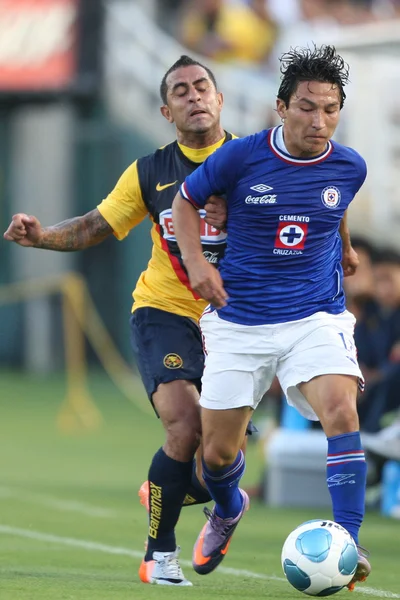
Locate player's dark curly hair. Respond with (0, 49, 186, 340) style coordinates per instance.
(277, 45, 350, 109)
(160, 55, 218, 105)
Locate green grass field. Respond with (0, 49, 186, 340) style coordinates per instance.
(0, 369, 399, 600)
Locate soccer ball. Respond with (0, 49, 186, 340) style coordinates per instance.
(281, 519, 358, 596)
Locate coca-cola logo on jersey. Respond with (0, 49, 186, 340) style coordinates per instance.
(0, 0, 77, 90)
(159, 208, 227, 244)
(203, 251, 219, 264)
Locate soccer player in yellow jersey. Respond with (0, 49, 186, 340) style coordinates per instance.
(4, 55, 253, 586)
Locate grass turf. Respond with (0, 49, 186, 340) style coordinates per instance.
(0, 369, 399, 599)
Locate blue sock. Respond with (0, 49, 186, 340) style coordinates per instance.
(202, 450, 245, 519)
(327, 432, 367, 544)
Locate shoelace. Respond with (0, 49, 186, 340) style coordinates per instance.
(159, 547, 185, 580)
(203, 506, 234, 536)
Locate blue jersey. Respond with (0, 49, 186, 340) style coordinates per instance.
(180, 126, 367, 325)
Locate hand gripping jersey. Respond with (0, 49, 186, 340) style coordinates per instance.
(98, 134, 234, 320)
(181, 126, 367, 325)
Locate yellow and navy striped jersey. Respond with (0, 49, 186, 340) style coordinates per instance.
(97, 133, 234, 320)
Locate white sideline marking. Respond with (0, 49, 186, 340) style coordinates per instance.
(0, 525, 399, 598)
(0, 487, 117, 518)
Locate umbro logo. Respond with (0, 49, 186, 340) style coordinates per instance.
(327, 474, 355, 483)
(156, 180, 178, 191)
(250, 184, 273, 193)
(327, 473, 355, 487)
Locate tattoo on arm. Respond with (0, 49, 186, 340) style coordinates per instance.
(36, 209, 113, 251)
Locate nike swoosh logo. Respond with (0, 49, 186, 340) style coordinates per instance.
(193, 530, 211, 566)
(156, 180, 178, 191)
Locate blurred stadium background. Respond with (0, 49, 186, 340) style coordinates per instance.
(1, 1, 400, 598)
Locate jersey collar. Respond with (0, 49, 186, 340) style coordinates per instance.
(268, 126, 333, 165)
(177, 131, 232, 164)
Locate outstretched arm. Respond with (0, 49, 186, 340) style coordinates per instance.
(3, 208, 113, 251)
(172, 192, 228, 308)
(340, 210, 359, 277)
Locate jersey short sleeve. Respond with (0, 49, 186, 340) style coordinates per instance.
(349, 149, 367, 195)
(180, 137, 247, 207)
(97, 160, 148, 240)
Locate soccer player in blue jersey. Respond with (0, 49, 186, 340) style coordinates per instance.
(172, 44, 371, 590)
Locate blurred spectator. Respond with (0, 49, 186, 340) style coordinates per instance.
(270, 0, 386, 65)
(271, 0, 340, 64)
(344, 236, 377, 323)
(354, 247, 400, 433)
(155, 0, 400, 60)
(325, 0, 377, 25)
(178, 0, 278, 66)
(154, 0, 185, 37)
(266, 0, 302, 27)
(372, 0, 400, 19)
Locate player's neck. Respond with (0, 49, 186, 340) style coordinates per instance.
(176, 126, 225, 149)
(281, 126, 328, 158)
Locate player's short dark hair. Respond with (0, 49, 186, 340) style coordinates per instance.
(160, 55, 218, 105)
(277, 44, 350, 109)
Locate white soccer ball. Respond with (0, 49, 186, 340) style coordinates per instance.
(281, 519, 358, 596)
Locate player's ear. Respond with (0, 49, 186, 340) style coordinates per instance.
(217, 91, 223, 109)
(161, 105, 174, 123)
(276, 98, 286, 121)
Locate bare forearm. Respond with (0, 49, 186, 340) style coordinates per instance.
(339, 210, 351, 250)
(172, 192, 228, 307)
(36, 209, 113, 251)
(172, 194, 203, 263)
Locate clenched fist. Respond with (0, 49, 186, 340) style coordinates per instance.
(3, 213, 42, 247)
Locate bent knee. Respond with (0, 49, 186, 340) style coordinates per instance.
(202, 445, 240, 471)
(320, 398, 359, 435)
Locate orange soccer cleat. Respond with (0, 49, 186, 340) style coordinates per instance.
(138, 480, 150, 512)
(347, 545, 371, 591)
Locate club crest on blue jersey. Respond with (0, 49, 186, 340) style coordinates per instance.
(275, 221, 308, 252)
(321, 186, 341, 209)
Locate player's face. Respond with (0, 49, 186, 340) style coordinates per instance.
(276, 81, 341, 158)
(160, 66, 223, 140)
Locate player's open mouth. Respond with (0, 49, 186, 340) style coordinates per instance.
(190, 110, 207, 116)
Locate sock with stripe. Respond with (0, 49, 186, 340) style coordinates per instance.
(182, 460, 212, 506)
(202, 450, 245, 519)
(145, 447, 193, 560)
(326, 432, 367, 544)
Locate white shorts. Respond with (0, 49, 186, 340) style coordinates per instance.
(199, 310, 364, 421)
